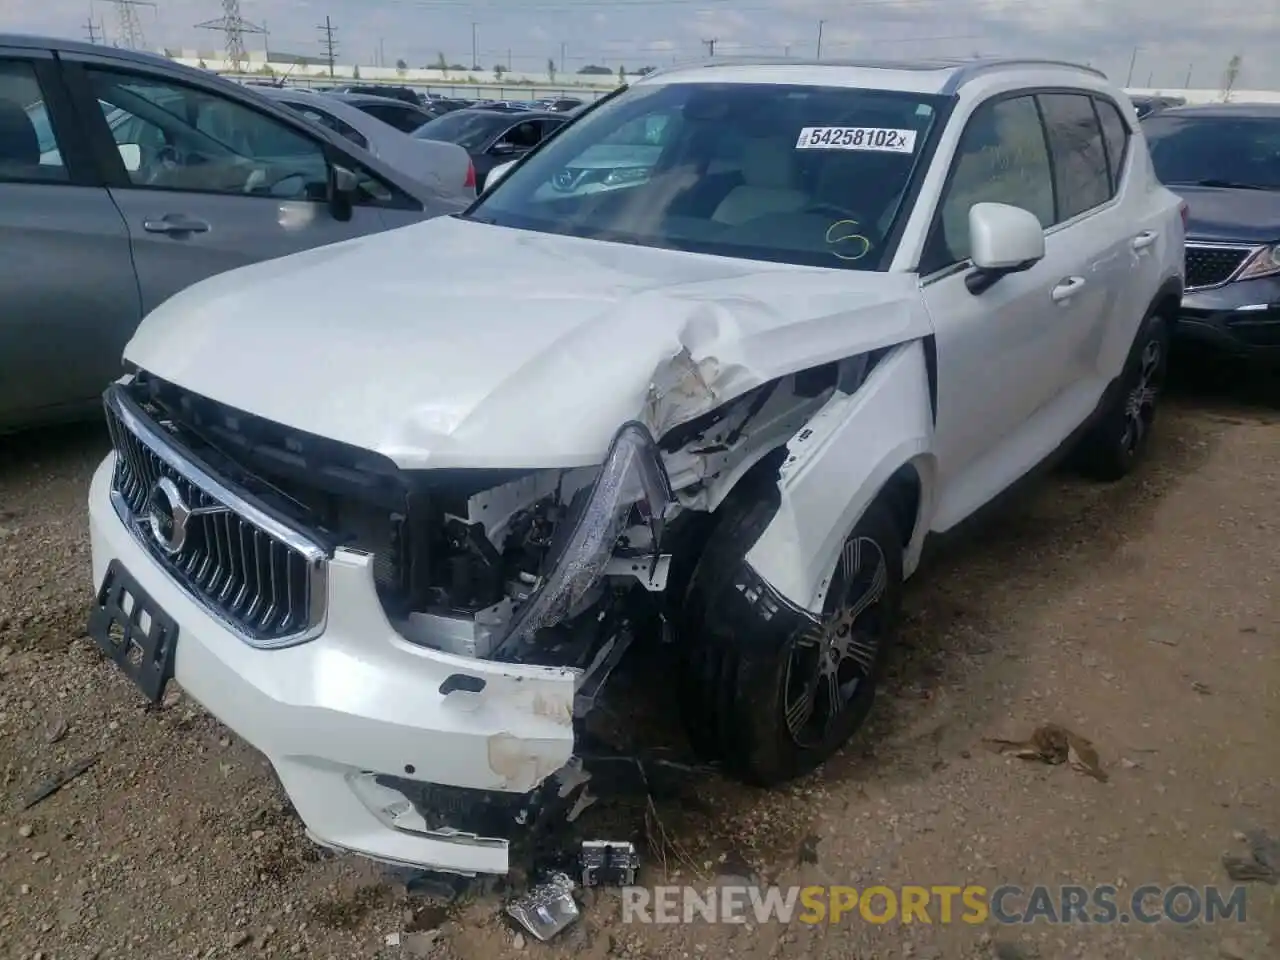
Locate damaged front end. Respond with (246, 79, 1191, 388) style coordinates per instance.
(117, 333, 883, 875)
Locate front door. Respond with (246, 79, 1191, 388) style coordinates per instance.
(63, 58, 409, 315)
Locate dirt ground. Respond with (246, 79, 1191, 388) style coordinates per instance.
(1, 360, 1276, 960)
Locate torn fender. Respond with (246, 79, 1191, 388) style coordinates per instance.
(745, 340, 937, 614)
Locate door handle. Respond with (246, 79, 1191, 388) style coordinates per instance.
(1131, 230, 1158, 250)
(1051, 276, 1086, 302)
(142, 215, 210, 235)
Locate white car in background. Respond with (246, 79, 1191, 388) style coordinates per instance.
(257, 87, 476, 198)
(87, 56, 1184, 878)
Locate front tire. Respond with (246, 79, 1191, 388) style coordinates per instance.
(678, 495, 903, 786)
(1075, 312, 1169, 482)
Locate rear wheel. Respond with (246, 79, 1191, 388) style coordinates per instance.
(678, 495, 903, 785)
(1075, 313, 1168, 482)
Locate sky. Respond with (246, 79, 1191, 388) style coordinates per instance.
(3, 0, 1277, 89)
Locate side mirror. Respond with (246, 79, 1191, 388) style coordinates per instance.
(327, 163, 359, 222)
(117, 142, 142, 172)
(489, 141, 517, 156)
(966, 202, 1045, 294)
(484, 159, 517, 192)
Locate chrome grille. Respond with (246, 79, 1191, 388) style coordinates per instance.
(1185, 243, 1254, 291)
(104, 387, 328, 648)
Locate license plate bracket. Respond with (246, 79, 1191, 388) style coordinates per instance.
(88, 559, 179, 703)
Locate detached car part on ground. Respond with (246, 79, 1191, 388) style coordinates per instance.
(86, 57, 1184, 877)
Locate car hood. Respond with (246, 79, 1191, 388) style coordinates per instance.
(1168, 184, 1280, 245)
(124, 216, 931, 469)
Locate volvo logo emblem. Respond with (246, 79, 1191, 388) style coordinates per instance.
(145, 476, 228, 556)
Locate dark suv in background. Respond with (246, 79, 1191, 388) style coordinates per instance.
(1143, 103, 1280, 357)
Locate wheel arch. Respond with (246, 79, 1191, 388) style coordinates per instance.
(742, 340, 938, 614)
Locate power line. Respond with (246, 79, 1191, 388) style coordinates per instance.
(318, 15, 339, 76)
(196, 0, 266, 74)
(112, 0, 155, 50)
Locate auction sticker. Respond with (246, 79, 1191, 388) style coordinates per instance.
(795, 126, 917, 152)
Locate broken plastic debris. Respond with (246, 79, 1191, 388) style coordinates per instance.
(506, 871, 580, 942)
(580, 840, 641, 887)
(983, 724, 1108, 782)
(1222, 829, 1278, 885)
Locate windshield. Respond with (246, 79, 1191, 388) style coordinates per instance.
(412, 110, 512, 150)
(1142, 114, 1280, 190)
(466, 82, 944, 271)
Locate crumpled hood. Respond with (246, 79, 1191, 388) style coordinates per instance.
(125, 215, 931, 469)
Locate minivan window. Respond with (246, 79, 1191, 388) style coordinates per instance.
(467, 82, 945, 272)
(1037, 93, 1111, 220)
(1, 60, 68, 182)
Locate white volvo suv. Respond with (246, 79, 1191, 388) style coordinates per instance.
(87, 57, 1185, 877)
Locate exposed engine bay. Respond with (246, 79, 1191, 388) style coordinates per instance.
(122, 347, 882, 719)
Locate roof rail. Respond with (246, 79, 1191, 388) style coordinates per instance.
(635, 55, 1108, 92)
(638, 55, 965, 81)
(940, 58, 1108, 94)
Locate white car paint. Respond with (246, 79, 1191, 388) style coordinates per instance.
(255, 88, 474, 200)
(88, 58, 1185, 877)
(123, 214, 933, 470)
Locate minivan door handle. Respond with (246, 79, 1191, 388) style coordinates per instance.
(142, 215, 210, 235)
(1131, 230, 1158, 250)
(1051, 276, 1087, 302)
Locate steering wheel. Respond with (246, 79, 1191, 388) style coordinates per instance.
(803, 202, 885, 263)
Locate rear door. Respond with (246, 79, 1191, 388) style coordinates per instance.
(58, 54, 428, 315)
(1034, 92, 1133, 390)
(0, 48, 140, 425)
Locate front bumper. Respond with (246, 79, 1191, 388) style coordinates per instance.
(1175, 275, 1280, 357)
(88, 454, 576, 876)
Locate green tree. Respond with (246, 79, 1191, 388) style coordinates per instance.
(493, 64, 506, 81)
(547, 57, 556, 83)
(433, 51, 448, 72)
(197, 58, 207, 69)
(395, 58, 408, 77)
(351, 64, 361, 79)
(618, 64, 626, 84)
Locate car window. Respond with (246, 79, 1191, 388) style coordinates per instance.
(1141, 114, 1280, 190)
(413, 110, 514, 151)
(357, 103, 423, 133)
(1094, 98, 1130, 192)
(501, 120, 544, 149)
(1, 59, 69, 182)
(280, 99, 369, 150)
(1037, 93, 1111, 221)
(470, 82, 945, 272)
(926, 95, 1054, 269)
(85, 67, 329, 200)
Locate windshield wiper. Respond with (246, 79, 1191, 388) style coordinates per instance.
(1178, 179, 1275, 191)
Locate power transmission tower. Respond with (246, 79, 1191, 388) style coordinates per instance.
(113, 0, 155, 50)
(84, 18, 100, 43)
(318, 16, 339, 77)
(703, 38, 718, 56)
(196, 1, 266, 75)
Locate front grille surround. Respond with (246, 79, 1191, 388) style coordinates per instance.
(104, 385, 329, 650)
(1184, 241, 1260, 292)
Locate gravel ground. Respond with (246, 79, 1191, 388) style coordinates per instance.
(1, 361, 1276, 960)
